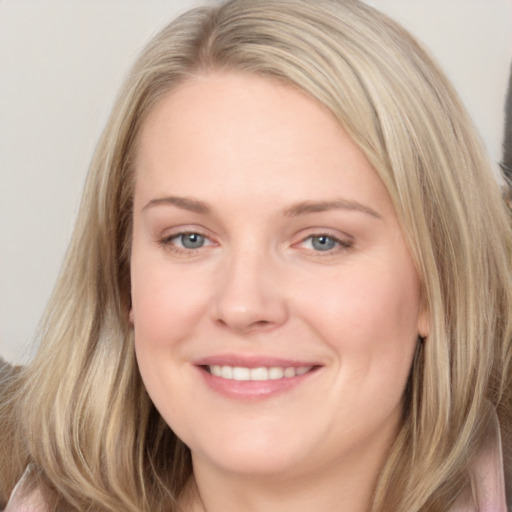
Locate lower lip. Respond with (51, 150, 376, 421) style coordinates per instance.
(197, 366, 319, 400)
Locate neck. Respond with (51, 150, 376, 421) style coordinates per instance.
(180, 441, 390, 512)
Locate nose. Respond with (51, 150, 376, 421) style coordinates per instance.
(211, 247, 289, 334)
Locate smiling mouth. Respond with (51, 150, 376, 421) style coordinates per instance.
(204, 365, 316, 381)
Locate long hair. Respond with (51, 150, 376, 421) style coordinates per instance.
(1, 1, 511, 510)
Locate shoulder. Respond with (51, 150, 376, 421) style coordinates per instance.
(449, 404, 508, 512)
(3, 471, 47, 512)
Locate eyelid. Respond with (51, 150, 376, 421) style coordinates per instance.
(158, 226, 217, 253)
(170, 232, 214, 248)
(293, 229, 354, 253)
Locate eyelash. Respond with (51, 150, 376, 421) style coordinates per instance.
(298, 234, 353, 254)
(159, 231, 214, 254)
(159, 231, 352, 256)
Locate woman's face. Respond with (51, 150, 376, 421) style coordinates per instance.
(131, 72, 428, 481)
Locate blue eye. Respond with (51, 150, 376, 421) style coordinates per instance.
(310, 235, 337, 251)
(299, 234, 351, 253)
(171, 233, 208, 249)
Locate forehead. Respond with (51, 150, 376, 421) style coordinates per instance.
(137, 71, 343, 163)
(133, 71, 395, 218)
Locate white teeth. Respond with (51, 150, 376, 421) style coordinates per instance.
(269, 367, 284, 380)
(233, 367, 250, 381)
(208, 365, 313, 381)
(250, 367, 268, 380)
(221, 366, 233, 379)
(284, 367, 295, 378)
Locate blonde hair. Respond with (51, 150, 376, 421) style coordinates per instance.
(2, 0, 511, 510)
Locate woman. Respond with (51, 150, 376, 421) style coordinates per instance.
(1, 0, 511, 510)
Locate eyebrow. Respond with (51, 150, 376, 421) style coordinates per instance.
(142, 195, 381, 219)
(142, 196, 211, 214)
(283, 199, 382, 219)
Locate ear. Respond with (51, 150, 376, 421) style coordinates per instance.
(129, 307, 135, 325)
(417, 300, 430, 339)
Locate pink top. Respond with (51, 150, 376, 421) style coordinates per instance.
(4, 410, 508, 511)
(3, 474, 45, 512)
(449, 405, 508, 512)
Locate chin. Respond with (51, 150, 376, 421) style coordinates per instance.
(187, 428, 314, 478)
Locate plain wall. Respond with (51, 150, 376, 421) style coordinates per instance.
(1, 0, 511, 364)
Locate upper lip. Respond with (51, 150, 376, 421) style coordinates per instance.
(194, 354, 321, 368)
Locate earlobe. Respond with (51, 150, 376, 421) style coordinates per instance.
(417, 306, 430, 339)
(129, 308, 135, 325)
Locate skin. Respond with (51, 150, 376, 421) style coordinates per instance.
(130, 72, 429, 512)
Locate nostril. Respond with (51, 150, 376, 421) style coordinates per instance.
(253, 320, 271, 327)
(215, 317, 272, 331)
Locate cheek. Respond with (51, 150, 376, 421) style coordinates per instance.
(299, 255, 421, 385)
(130, 259, 213, 428)
(129, 253, 215, 410)
(308, 266, 419, 337)
(130, 258, 211, 349)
